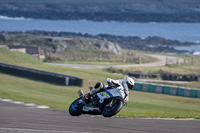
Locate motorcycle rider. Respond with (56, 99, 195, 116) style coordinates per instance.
(85, 77, 135, 101)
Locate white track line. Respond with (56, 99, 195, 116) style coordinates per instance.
(0, 98, 50, 109)
(135, 117, 196, 121)
(0, 128, 89, 133)
(89, 115, 198, 121)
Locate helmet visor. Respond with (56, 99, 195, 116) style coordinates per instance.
(127, 81, 134, 90)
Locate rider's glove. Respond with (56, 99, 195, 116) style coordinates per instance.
(106, 78, 112, 86)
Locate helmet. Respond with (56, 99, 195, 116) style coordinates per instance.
(123, 77, 135, 90)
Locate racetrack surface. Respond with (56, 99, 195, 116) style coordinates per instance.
(1, 100, 200, 133)
(46, 54, 185, 69)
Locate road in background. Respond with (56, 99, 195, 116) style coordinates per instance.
(0, 100, 199, 133)
(46, 54, 186, 69)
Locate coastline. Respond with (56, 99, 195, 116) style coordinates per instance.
(1, 30, 199, 54)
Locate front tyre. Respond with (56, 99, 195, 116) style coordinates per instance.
(102, 100, 123, 117)
(69, 98, 83, 116)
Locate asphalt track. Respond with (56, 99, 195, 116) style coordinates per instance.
(46, 54, 186, 69)
(1, 101, 200, 133)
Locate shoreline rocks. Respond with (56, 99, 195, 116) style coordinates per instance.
(1, 31, 195, 54)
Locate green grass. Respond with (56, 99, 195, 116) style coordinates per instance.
(107, 53, 200, 89)
(0, 73, 78, 109)
(0, 48, 42, 65)
(118, 91, 200, 118)
(1, 48, 200, 118)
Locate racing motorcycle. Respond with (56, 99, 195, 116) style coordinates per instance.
(69, 85, 129, 117)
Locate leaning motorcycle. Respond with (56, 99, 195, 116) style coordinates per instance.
(69, 85, 129, 117)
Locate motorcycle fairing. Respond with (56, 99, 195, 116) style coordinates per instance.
(97, 89, 123, 100)
(82, 106, 100, 112)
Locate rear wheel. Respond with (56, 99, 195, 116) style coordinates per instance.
(69, 98, 83, 116)
(102, 100, 123, 117)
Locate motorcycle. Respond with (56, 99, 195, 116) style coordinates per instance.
(69, 85, 129, 117)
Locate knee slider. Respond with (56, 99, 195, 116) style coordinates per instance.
(94, 82, 103, 89)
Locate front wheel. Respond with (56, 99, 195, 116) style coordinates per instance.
(102, 100, 123, 117)
(69, 98, 83, 116)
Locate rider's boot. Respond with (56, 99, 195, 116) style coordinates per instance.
(84, 82, 103, 103)
(84, 93, 91, 104)
(85, 93, 91, 99)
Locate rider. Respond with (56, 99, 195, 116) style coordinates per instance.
(85, 77, 135, 100)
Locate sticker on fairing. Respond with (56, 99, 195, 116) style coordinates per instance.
(97, 89, 121, 100)
(97, 92, 110, 99)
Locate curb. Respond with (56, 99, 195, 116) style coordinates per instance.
(133, 82, 200, 98)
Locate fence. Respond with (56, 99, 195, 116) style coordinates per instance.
(128, 72, 158, 79)
(0, 62, 83, 87)
(162, 73, 199, 81)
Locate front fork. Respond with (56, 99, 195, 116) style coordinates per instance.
(106, 98, 118, 108)
(78, 90, 84, 98)
(77, 90, 88, 106)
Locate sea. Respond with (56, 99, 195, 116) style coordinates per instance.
(0, 16, 200, 53)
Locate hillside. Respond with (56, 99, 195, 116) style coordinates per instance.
(0, 0, 200, 22)
(0, 48, 42, 65)
(0, 32, 158, 64)
(0, 33, 123, 63)
(6, 30, 193, 54)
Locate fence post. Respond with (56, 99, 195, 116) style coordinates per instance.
(184, 59, 187, 64)
(191, 54, 194, 65)
(177, 58, 179, 65)
(138, 56, 141, 64)
(124, 55, 126, 62)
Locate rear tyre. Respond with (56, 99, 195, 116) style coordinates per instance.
(69, 98, 83, 116)
(102, 100, 123, 117)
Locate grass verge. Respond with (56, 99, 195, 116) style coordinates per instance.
(0, 48, 200, 118)
(1, 72, 200, 118)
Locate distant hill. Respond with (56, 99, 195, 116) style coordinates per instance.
(23, 30, 193, 54)
(0, 32, 123, 62)
(1, 31, 193, 55)
(0, 0, 200, 22)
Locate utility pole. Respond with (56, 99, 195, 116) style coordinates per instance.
(124, 55, 126, 62)
(138, 56, 141, 64)
(100, 54, 102, 61)
(191, 54, 194, 65)
(177, 58, 179, 65)
(130, 55, 133, 62)
(191, 50, 194, 65)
